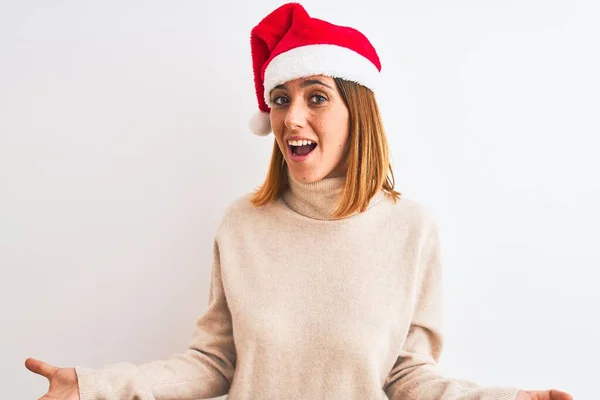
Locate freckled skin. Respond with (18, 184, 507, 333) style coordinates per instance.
(269, 75, 349, 184)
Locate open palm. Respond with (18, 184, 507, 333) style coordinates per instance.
(25, 358, 79, 400)
(516, 389, 573, 400)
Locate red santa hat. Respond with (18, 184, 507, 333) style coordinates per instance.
(249, 2, 382, 136)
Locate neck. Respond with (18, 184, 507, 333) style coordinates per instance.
(281, 169, 385, 220)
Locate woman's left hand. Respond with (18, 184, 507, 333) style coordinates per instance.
(515, 389, 573, 400)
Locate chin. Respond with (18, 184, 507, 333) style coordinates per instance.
(288, 168, 325, 183)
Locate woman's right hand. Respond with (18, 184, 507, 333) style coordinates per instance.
(25, 357, 80, 400)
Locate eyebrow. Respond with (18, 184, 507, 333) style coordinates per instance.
(272, 79, 334, 92)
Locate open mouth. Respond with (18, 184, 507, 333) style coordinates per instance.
(289, 142, 317, 157)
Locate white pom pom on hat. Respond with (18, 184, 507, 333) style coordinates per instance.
(249, 110, 272, 136)
(248, 2, 381, 136)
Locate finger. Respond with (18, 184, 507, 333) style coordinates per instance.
(550, 389, 573, 400)
(25, 357, 58, 379)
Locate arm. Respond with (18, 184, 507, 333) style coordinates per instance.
(75, 235, 236, 400)
(383, 219, 520, 400)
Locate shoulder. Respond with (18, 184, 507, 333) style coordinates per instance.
(223, 192, 256, 217)
(386, 196, 441, 259)
(387, 195, 438, 231)
(216, 192, 277, 238)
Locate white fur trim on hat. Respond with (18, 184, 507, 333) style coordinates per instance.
(263, 44, 380, 107)
(249, 110, 272, 136)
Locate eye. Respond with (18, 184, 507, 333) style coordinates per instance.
(310, 94, 327, 104)
(271, 96, 289, 106)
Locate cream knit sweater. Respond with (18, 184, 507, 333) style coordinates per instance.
(75, 171, 520, 400)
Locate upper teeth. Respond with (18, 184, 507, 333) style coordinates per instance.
(287, 139, 314, 146)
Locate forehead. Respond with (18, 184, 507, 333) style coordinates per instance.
(276, 74, 336, 89)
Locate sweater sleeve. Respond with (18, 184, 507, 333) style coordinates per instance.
(383, 218, 520, 400)
(74, 235, 237, 400)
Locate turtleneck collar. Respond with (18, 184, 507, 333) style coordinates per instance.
(281, 168, 386, 220)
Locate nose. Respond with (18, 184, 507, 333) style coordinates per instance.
(284, 100, 308, 130)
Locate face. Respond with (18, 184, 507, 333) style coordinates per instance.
(269, 75, 350, 183)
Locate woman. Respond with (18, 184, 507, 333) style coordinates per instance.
(25, 3, 572, 400)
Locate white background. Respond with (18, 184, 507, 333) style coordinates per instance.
(1, 0, 598, 399)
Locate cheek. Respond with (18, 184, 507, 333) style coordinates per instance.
(317, 114, 349, 150)
(270, 111, 284, 133)
(274, 135, 287, 154)
(270, 114, 286, 143)
(270, 120, 287, 153)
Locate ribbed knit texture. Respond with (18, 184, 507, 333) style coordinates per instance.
(75, 171, 520, 400)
